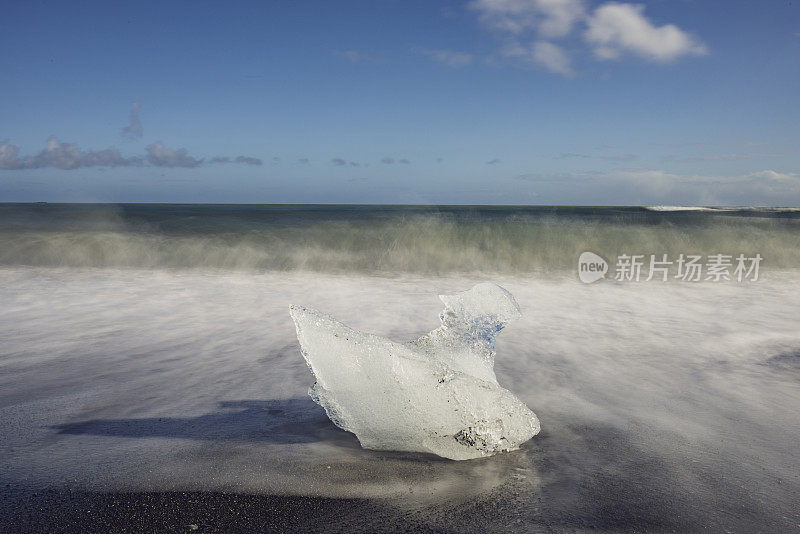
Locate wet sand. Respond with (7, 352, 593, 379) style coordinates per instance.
(2, 420, 796, 533)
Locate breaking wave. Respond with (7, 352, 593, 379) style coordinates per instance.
(1, 203, 799, 274)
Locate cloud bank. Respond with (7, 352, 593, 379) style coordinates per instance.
(0, 138, 262, 170)
(516, 168, 800, 205)
(146, 142, 202, 168)
(332, 158, 360, 167)
(0, 137, 139, 170)
(382, 157, 411, 164)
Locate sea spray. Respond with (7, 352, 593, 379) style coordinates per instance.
(1, 204, 798, 273)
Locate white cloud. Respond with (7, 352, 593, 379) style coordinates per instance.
(146, 142, 203, 168)
(211, 155, 264, 165)
(664, 152, 785, 162)
(517, 168, 800, 205)
(585, 3, 708, 62)
(557, 152, 637, 161)
(533, 41, 575, 76)
(332, 50, 372, 63)
(332, 158, 361, 167)
(236, 156, 263, 166)
(505, 40, 575, 76)
(744, 170, 799, 183)
(470, 0, 585, 38)
(121, 101, 143, 139)
(467, 1, 708, 76)
(0, 140, 22, 169)
(0, 137, 138, 169)
(415, 48, 474, 68)
(0, 138, 261, 170)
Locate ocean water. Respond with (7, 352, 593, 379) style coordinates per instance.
(1, 203, 799, 273)
(1, 204, 799, 531)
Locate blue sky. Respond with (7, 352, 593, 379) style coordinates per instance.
(1, 0, 798, 204)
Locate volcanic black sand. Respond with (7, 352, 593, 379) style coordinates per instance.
(2, 270, 800, 533)
(3, 421, 798, 533)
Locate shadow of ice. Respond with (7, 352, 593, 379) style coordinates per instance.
(52, 398, 352, 445)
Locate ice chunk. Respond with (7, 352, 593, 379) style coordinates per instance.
(289, 282, 540, 460)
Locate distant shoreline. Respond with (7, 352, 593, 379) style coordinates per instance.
(2, 201, 799, 209)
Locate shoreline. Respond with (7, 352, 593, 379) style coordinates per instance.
(2, 269, 799, 532)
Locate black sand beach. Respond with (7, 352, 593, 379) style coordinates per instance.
(2, 207, 799, 532)
(3, 421, 797, 533)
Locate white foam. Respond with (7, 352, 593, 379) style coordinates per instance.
(2, 268, 800, 508)
(646, 205, 715, 211)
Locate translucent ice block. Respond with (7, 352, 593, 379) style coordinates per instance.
(289, 283, 540, 460)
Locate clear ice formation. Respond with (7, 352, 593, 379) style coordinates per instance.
(289, 283, 540, 460)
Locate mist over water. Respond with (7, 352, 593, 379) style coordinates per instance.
(2, 203, 799, 273)
(1, 204, 799, 531)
